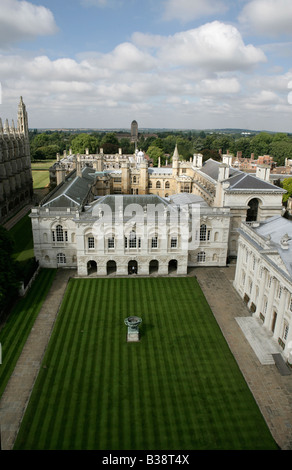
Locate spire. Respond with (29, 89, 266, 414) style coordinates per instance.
(4, 119, 9, 134)
(17, 96, 29, 137)
(173, 144, 179, 160)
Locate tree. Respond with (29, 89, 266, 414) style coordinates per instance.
(70, 134, 99, 154)
(100, 132, 119, 153)
(269, 141, 292, 166)
(0, 227, 20, 313)
(250, 132, 273, 157)
(147, 146, 165, 166)
(281, 178, 292, 203)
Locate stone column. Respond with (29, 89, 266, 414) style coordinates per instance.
(273, 287, 288, 341)
(255, 267, 267, 319)
(264, 276, 277, 331)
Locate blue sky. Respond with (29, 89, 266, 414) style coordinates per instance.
(1, 0, 292, 131)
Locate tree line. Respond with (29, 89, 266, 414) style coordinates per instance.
(29, 129, 292, 167)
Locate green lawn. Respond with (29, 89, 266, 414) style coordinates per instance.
(31, 160, 55, 189)
(13, 277, 278, 450)
(32, 170, 50, 189)
(0, 269, 57, 398)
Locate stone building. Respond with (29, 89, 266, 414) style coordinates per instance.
(31, 143, 285, 275)
(0, 97, 33, 223)
(131, 120, 138, 145)
(233, 216, 292, 365)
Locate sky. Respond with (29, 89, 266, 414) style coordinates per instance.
(1, 0, 292, 131)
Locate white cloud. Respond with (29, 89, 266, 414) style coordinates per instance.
(238, 0, 292, 36)
(134, 22, 266, 72)
(96, 42, 157, 72)
(163, 0, 228, 22)
(0, 0, 58, 47)
(199, 77, 241, 94)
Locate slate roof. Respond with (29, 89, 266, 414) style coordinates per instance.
(42, 167, 95, 208)
(199, 159, 285, 192)
(170, 193, 209, 207)
(254, 215, 292, 277)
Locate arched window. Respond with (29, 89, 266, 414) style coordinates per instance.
(156, 181, 161, 189)
(197, 252, 206, 263)
(56, 225, 64, 242)
(57, 253, 66, 264)
(133, 176, 137, 183)
(165, 181, 170, 189)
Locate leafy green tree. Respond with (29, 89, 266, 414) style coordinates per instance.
(147, 145, 165, 166)
(0, 227, 20, 313)
(250, 132, 273, 157)
(119, 138, 134, 154)
(100, 132, 119, 153)
(281, 178, 292, 203)
(71, 134, 99, 154)
(233, 137, 251, 158)
(269, 141, 292, 166)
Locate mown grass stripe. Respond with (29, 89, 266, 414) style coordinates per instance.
(14, 277, 278, 450)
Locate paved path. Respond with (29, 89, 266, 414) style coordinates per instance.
(3, 205, 33, 230)
(0, 269, 74, 450)
(1, 266, 292, 450)
(195, 267, 292, 450)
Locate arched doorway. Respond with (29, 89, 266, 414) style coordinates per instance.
(149, 260, 159, 275)
(107, 260, 117, 275)
(87, 260, 97, 275)
(168, 259, 177, 274)
(128, 260, 138, 275)
(246, 198, 259, 222)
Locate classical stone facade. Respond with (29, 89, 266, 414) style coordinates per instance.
(0, 97, 33, 223)
(31, 182, 231, 276)
(233, 216, 292, 364)
(33, 144, 285, 276)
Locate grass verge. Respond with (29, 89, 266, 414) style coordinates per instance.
(0, 269, 57, 399)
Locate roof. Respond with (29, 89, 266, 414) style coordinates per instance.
(170, 193, 208, 207)
(254, 216, 292, 277)
(42, 167, 95, 208)
(199, 159, 240, 181)
(199, 158, 285, 192)
(148, 168, 172, 175)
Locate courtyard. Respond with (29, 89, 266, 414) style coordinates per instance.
(11, 275, 278, 450)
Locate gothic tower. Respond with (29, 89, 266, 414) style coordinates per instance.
(17, 96, 29, 137)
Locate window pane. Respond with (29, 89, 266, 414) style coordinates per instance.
(88, 237, 94, 249)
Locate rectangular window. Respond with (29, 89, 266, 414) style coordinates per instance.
(129, 232, 137, 248)
(283, 324, 289, 341)
(171, 237, 177, 248)
(52, 231, 55, 242)
(88, 237, 95, 249)
(151, 236, 158, 248)
(108, 237, 115, 249)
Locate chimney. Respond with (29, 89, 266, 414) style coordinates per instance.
(218, 163, 229, 182)
(256, 164, 270, 182)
